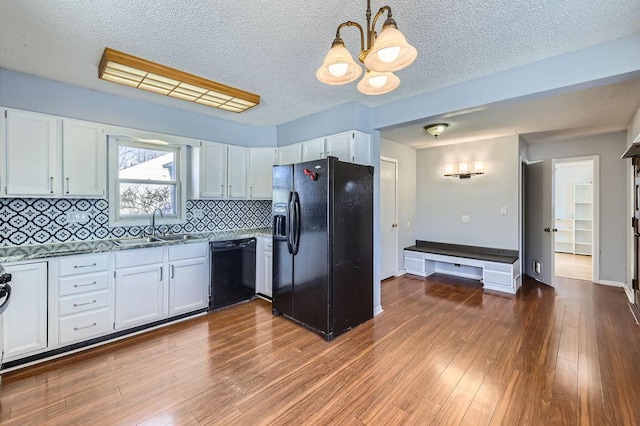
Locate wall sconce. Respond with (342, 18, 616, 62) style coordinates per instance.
(444, 161, 485, 179)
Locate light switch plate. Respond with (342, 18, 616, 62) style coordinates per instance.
(500, 206, 508, 215)
(462, 215, 470, 223)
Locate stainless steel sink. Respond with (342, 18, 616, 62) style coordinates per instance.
(157, 234, 197, 241)
(112, 237, 163, 246)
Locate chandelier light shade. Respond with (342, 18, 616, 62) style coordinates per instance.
(357, 70, 400, 95)
(316, 39, 363, 85)
(316, 0, 417, 95)
(98, 48, 260, 113)
(364, 24, 418, 72)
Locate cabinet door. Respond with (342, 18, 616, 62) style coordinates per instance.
(169, 258, 208, 316)
(5, 110, 59, 196)
(301, 138, 325, 162)
(325, 133, 351, 162)
(200, 142, 227, 198)
(227, 145, 248, 198)
(350, 131, 372, 166)
(278, 144, 302, 165)
(2, 262, 48, 360)
(263, 247, 273, 298)
(248, 148, 276, 199)
(115, 265, 164, 330)
(62, 119, 105, 197)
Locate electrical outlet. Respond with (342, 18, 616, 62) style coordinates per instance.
(193, 209, 204, 219)
(462, 215, 470, 223)
(500, 206, 508, 216)
(66, 210, 89, 223)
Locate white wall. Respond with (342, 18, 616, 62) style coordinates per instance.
(380, 138, 417, 274)
(528, 131, 627, 284)
(415, 135, 520, 250)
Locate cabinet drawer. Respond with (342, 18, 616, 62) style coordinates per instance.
(58, 308, 110, 345)
(59, 272, 110, 296)
(404, 257, 424, 272)
(116, 247, 164, 268)
(168, 242, 208, 261)
(404, 250, 424, 260)
(484, 262, 512, 273)
(483, 270, 512, 287)
(59, 254, 109, 276)
(59, 290, 109, 316)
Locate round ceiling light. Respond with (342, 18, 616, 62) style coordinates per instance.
(424, 123, 449, 139)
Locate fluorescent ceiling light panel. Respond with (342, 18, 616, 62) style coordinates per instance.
(99, 48, 260, 113)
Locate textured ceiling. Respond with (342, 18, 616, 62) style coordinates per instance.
(0, 1, 639, 126)
(380, 78, 640, 148)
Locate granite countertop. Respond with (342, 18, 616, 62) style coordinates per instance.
(0, 227, 272, 264)
(405, 240, 519, 264)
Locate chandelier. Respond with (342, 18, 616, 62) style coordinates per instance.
(316, 1, 417, 95)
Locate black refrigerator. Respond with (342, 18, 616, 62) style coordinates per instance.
(272, 156, 374, 341)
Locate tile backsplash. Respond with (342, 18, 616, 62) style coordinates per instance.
(0, 198, 272, 246)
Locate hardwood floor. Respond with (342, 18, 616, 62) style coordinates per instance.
(555, 252, 592, 281)
(1, 273, 639, 425)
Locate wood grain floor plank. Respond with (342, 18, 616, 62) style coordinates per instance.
(1, 275, 638, 425)
(460, 381, 502, 426)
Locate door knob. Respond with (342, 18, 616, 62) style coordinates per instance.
(544, 228, 551, 232)
(552, 228, 558, 232)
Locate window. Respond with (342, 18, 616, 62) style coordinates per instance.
(109, 137, 186, 226)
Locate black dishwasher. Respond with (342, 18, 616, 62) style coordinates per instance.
(209, 238, 256, 310)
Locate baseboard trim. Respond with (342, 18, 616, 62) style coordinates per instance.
(395, 270, 406, 277)
(598, 280, 634, 303)
(374, 305, 384, 316)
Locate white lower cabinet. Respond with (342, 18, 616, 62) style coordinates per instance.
(56, 253, 112, 346)
(115, 264, 165, 330)
(2, 262, 48, 360)
(256, 237, 273, 298)
(3, 243, 210, 367)
(169, 257, 208, 316)
(114, 243, 209, 330)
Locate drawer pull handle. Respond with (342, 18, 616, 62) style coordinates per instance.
(74, 322, 97, 331)
(74, 281, 97, 288)
(74, 263, 97, 269)
(74, 300, 97, 307)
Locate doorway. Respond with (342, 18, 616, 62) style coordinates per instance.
(553, 158, 598, 282)
(380, 157, 398, 280)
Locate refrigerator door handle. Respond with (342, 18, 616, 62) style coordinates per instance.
(286, 191, 294, 254)
(292, 191, 301, 255)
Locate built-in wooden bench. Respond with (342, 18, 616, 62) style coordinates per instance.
(404, 241, 521, 294)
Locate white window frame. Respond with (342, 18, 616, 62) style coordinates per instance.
(108, 136, 187, 227)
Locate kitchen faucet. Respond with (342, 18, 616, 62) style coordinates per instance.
(151, 208, 163, 237)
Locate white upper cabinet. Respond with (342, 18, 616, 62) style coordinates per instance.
(325, 133, 351, 162)
(198, 141, 227, 198)
(248, 148, 276, 199)
(349, 131, 372, 166)
(297, 131, 371, 165)
(62, 119, 106, 197)
(326, 131, 371, 166)
(5, 109, 60, 196)
(277, 143, 302, 165)
(301, 137, 326, 162)
(227, 145, 248, 198)
(2, 109, 107, 198)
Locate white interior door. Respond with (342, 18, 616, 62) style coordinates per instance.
(380, 158, 398, 280)
(525, 160, 555, 286)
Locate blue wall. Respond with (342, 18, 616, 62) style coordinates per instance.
(0, 69, 277, 147)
